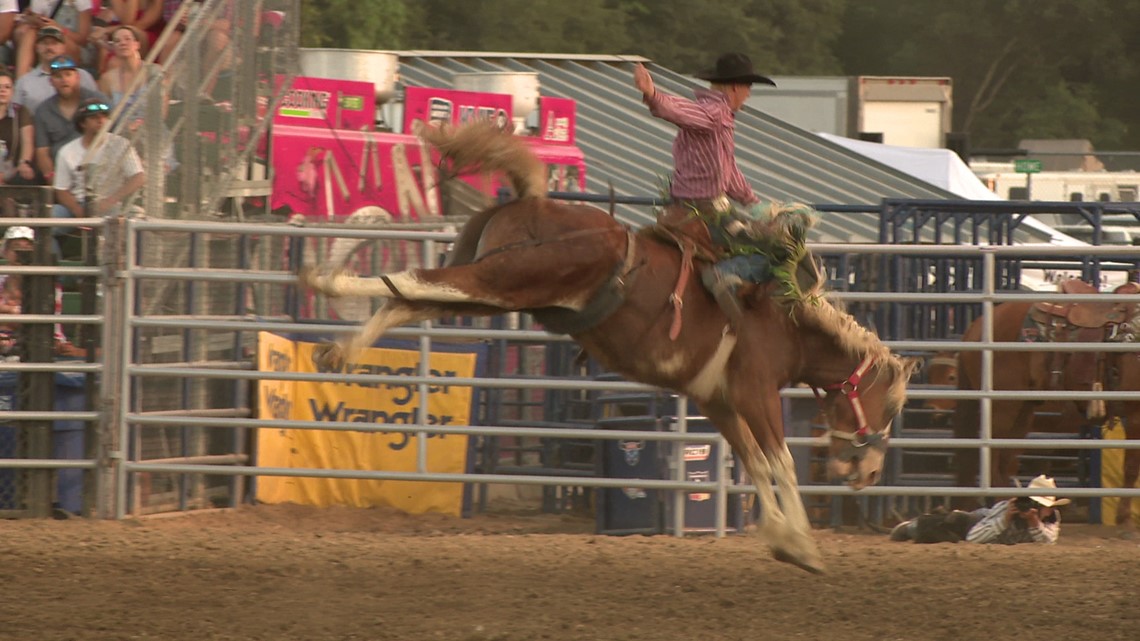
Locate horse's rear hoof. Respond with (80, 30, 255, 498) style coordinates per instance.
(771, 548, 826, 575)
(312, 342, 347, 371)
(297, 265, 317, 286)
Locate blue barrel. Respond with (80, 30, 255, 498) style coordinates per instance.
(595, 416, 664, 535)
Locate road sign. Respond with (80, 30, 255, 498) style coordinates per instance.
(1014, 158, 1043, 174)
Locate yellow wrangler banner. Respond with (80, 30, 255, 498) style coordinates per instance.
(255, 332, 484, 516)
(1100, 417, 1140, 527)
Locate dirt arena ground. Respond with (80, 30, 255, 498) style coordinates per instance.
(1, 504, 1137, 641)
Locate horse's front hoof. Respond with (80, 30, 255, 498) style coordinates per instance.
(771, 546, 826, 575)
(312, 342, 347, 371)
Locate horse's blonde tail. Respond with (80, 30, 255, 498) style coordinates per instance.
(415, 120, 547, 199)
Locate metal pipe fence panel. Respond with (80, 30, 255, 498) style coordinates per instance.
(5, 213, 1140, 528)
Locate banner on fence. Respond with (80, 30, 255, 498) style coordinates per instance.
(1100, 417, 1140, 526)
(255, 332, 483, 516)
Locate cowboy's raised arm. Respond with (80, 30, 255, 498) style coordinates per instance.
(635, 64, 718, 132)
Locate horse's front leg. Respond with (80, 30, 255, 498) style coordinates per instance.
(698, 402, 788, 557)
(703, 394, 824, 574)
(739, 388, 822, 574)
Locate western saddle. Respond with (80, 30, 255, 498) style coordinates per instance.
(1025, 278, 1140, 418)
(1028, 278, 1140, 333)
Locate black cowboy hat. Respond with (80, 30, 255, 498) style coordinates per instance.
(696, 52, 776, 87)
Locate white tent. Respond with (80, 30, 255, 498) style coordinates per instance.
(817, 132, 1002, 201)
(815, 133, 1098, 290)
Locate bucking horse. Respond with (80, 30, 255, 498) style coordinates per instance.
(300, 120, 917, 573)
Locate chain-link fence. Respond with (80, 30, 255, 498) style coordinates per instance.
(87, 0, 300, 513)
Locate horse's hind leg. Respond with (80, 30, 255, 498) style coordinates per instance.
(302, 263, 555, 310)
(314, 299, 446, 370)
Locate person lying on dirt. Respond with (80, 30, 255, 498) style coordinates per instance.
(890, 474, 1069, 545)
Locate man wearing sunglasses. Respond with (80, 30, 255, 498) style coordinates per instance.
(32, 54, 108, 186)
(52, 98, 144, 228)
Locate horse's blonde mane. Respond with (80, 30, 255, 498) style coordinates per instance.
(794, 283, 915, 419)
(416, 120, 547, 199)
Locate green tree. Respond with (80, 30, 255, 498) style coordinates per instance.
(404, 0, 631, 54)
(835, 0, 1139, 150)
(300, 0, 411, 49)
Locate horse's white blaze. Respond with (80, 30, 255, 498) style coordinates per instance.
(685, 330, 736, 400)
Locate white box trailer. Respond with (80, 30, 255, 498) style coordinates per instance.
(850, 76, 952, 149)
(756, 75, 952, 149)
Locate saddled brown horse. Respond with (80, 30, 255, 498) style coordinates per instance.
(935, 287, 1140, 523)
(299, 120, 917, 573)
(925, 349, 1087, 485)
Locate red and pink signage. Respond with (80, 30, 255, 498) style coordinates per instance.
(538, 97, 576, 145)
(402, 86, 513, 131)
(270, 82, 585, 220)
(274, 76, 376, 131)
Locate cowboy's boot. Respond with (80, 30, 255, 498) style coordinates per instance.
(709, 274, 745, 326)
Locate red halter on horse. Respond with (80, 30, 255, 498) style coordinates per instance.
(300, 120, 917, 573)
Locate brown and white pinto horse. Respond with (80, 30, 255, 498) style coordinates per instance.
(300, 121, 917, 573)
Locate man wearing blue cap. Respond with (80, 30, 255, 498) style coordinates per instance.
(32, 54, 108, 184)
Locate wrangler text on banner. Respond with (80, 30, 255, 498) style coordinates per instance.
(255, 332, 481, 515)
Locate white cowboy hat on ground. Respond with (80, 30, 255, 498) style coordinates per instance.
(1027, 474, 1071, 507)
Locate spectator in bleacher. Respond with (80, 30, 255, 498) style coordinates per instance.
(98, 24, 160, 116)
(32, 55, 108, 184)
(99, 22, 175, 175)
(13, 26, 98, 114)
(90, 1, 163, 74)
(160, 1, 231, 96)
(53, 97, 144, 223)
(889, 475, 1069, 545)
(0, 70, 36, 189)
(12, 0, 95, 78)
(0, 225, 81, 356)
(0, 1, 18, 71)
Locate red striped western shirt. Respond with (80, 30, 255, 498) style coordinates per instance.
(645, 88, 758, 206)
